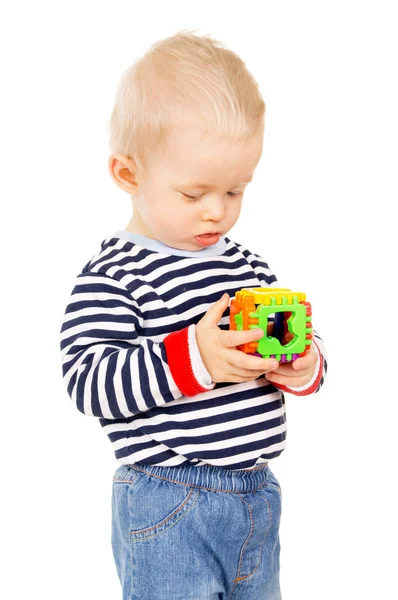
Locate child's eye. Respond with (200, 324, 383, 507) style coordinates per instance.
(183, 192, 243, 202)
(183, 193, 203, 201)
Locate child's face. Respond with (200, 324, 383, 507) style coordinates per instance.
(115, 125, 263, 251)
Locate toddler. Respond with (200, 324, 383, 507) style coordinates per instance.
(60, 30, 327, 600)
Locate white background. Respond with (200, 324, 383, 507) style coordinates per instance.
(1, 1, 397, 598)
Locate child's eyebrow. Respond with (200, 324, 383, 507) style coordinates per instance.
(178, 176, 253, 188)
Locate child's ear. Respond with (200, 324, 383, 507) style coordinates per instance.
(108, 153, 138, 193)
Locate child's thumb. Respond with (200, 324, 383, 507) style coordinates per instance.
(203, 293, 230, 325)
(217, 292, 230, 307)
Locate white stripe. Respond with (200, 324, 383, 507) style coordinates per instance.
(113, 351, 130, 416)
(82, 346, 107, 416)
(62, 304, 138, 324)
(139, 339, 176, 407)
(130, 349, 150, 413)
(97, 353, 113, 418)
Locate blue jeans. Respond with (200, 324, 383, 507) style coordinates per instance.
(111, 462, 282, 599)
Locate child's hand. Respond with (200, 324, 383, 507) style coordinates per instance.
(195, 293, 280, 384)
(265, 344, 318, 388)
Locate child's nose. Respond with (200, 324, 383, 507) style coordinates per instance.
(201, 196, 226, 220)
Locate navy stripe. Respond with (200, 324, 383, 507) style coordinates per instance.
(186, 432, 286, 460)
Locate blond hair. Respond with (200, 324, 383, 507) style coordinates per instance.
(108, 30, 265, 175)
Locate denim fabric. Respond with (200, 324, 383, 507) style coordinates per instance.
(111, 462, 282, 599)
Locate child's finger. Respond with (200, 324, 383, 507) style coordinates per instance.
(266, 372, 311, 387)
(292, 347, 317, 370)
(269, 364, 310, 378)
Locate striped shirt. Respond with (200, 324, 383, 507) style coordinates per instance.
(60, 231, 327, 470)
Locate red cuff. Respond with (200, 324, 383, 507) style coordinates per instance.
(163, 326, 213, 397)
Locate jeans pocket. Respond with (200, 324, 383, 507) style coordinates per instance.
(127, 475, 201, 542)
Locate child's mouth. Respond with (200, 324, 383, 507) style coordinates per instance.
(195, 233, 220, 246)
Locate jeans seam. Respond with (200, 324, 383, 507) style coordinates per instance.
(228, 492, 273, 597)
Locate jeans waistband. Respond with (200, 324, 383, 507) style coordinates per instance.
(121, 461, 272, 493)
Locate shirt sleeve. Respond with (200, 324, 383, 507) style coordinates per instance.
(60, 271, 215, 419)
(240, 243, 328, 396)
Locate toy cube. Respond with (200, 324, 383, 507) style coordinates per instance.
(230, 288, 313, 362)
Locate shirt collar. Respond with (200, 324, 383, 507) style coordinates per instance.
(112, 230, 227, 257)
